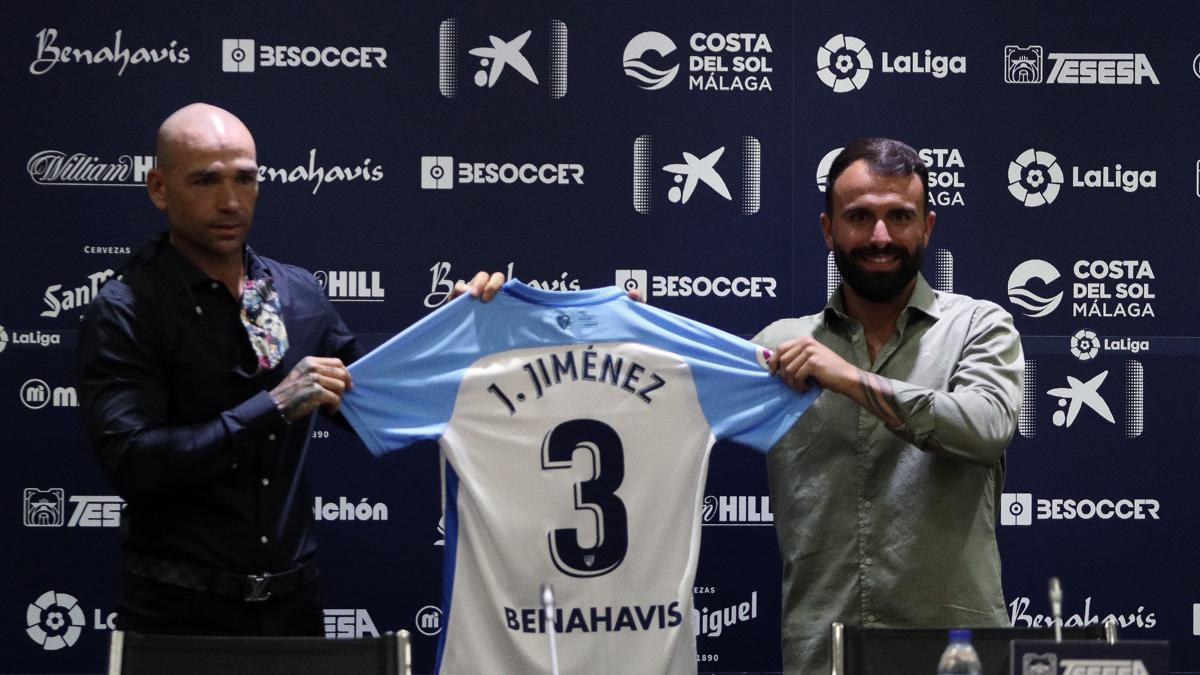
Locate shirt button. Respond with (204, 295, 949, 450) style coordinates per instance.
(866, 613, 877, 623)
(194, 306, 203, 315)
(231, 462, 238, 470)
(268, 433, 276, 442)
(211, 281, 220, 290)
(261, 478, 270, 487)
(864, 557, 874, 566)
(863, 500, 872, 509)
(260, 535, 268, 544)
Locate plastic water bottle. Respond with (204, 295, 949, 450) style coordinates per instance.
(936, 628, 982, 675)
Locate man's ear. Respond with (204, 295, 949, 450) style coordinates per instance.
(146, 169, 168, 212)
(820, 213, 834, 250)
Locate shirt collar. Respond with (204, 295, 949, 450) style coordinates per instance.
(152, 231, 270, 290)
(823, 273, 942, 325)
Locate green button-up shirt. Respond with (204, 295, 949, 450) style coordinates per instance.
(753, 275, 1023, 675)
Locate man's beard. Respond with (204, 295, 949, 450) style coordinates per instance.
(833, 242, 924, 303)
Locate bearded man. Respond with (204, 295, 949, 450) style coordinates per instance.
(754, 138, 1024, 674)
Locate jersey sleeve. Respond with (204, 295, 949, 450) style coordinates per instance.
(625, 300, 821, 452)
(340, 295, 483, 456)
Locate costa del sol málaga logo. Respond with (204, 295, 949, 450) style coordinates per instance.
(817, 34, 871, 92)
(622, 31, 679, 90)
(1008, 148, 1063, 207)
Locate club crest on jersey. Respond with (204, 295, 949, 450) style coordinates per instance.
(556, 314, 571, 330)
(583, 554, 595, 568)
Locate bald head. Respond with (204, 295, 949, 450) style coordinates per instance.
(156, 103, 256, 171)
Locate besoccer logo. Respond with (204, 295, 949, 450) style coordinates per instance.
(816, 34, 872, 93)
(615, 270, 648, 297)
(1000, 493, 1033, 526)
(623, 31, 679, 90)
(222, 39, 255, 72)
(1070, 329, 1100, 361)
(1004, 45, 1043, 83)
(26, 591, 84, 650)
(1008, 148, 1064, 207)
(421, 156, 454, 190)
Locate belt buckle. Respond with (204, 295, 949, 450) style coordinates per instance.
(244, 573, 272, 602)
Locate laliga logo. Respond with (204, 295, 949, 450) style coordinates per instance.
(1069, 329, 1100, 361)
(817, 34, 871, 92)
(623, 31, 679, 90)
(1008, 149, 1063, 207)
(26, 591, 85, 650)
(1007, 260, 1063, 318)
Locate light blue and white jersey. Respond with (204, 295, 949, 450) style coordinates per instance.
(341, 280, 819, 674)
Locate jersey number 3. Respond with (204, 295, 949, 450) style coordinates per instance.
(541, 419, 628, 577)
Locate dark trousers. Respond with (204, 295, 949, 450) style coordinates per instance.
(116, 571, 324, 637)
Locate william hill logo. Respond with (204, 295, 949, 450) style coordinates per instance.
(701, 495, 772, 526)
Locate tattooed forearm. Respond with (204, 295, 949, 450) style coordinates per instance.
(858, 371, 903, 428)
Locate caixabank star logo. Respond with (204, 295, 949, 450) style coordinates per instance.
(1018, 357, 1143, 439)
(439, 19, 567, 99)
(633, 135, 760, 215)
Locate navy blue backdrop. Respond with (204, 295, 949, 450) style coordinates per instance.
(4, 1, 1198, 672)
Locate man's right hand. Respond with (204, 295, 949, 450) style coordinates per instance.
(269, 356, 353, 421)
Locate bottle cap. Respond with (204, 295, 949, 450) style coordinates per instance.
(949, 628, 972, 642)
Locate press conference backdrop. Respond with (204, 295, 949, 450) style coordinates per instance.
(3, 1, 1198, 673)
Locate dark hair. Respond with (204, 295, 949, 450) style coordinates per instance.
(824, 138, 929, 215)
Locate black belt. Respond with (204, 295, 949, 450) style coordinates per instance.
(123, 552, 319, 602)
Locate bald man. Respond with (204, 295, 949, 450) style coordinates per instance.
(78, 103, 502, 635)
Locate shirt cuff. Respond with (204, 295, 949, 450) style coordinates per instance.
(889, 379, 936, 444)
(231, 391, 287, 436)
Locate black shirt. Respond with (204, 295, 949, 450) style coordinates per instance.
(78, 233, 359, 576)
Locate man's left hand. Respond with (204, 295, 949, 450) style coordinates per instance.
(768, 336, 859, 394)
(451, 271, 505, 302)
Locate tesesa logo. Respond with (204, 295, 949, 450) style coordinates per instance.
(324, 609, 379, 639)
(221, 38, 387, 72)
(1006, 259, 1156, 320)
(616, 270, 777, 300)
(1000, 492, 1160, 526)
(1004, 45, 1159, 85)
(421, 156, 584, 190)
(1008, 148, 1155, 207)
(438, 19, 567, 99)
(817, 34, 965, 93)
(26, 591, 85, 650)
(23, 488, 125, 527)
(30, 28, 189, 76)
(623, 31, 773, 93)
(632, 135, 760, 215)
